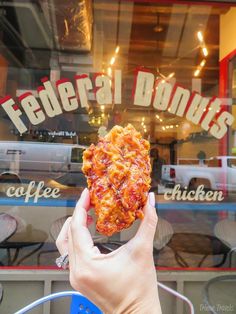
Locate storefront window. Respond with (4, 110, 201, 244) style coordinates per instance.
(0, 0, 236, 279)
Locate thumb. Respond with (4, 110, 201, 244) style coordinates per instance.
(129, 192, 158, 251)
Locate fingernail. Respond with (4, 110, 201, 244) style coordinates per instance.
(76, 188, 88, 207)
(82, 188, 88, 195)
(149, 192, 155, 207)
(80, 188, 88, 199)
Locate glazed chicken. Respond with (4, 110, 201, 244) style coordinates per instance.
(82, 124, 151, 236)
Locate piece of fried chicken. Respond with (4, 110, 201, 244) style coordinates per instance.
(82, 124, 151, 236)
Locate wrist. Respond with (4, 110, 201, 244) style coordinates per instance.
(115, 286, 162, 314)
(122, 297, 162, 314)
(99, 293, 161, 314)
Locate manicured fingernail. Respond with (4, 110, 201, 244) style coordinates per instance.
(79, 188, 88, 200)
(149, 192, 155, 207)
(81, 188, 88, 197)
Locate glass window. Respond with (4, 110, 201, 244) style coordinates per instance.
(71, 147, 85, 163)
(0, 1, 236, 289)
(228, 158, 236, 168)
(207, 158, 222, 167)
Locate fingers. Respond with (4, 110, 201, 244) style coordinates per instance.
(137, 192, 158, 243)
(78, 188, 93, 225)
(70, 188, 94, 254)
(128, 192, 158, 251)
(76, 188, 90, 212)
(56, 188, 93, 257)
(56, 217, 72, 255)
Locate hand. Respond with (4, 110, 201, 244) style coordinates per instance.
(56, 189, 162, 314)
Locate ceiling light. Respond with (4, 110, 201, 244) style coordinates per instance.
(202, 47, 208, 57)
(101, 105, 105, 111)
(156, 115, 159, 119)
(110, 56, 116, 65)
(107, 67, 112, 76)
(154, 13, 164, 33)
(162, 126, 166, 131)
(200, 59, 206, 67)
(142, 117, 145, 121)
(197, 31, 204, 43)
(115, 46, 120, 54)
(154, 25, 164, 33)
(64, 19, 69, 36)
(194, 68, 201, 77)
(160, 119, 163, 122)
(168, 72, 175, 79)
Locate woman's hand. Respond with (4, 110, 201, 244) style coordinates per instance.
(56, 189, 162, 314)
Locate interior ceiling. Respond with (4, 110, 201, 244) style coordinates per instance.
(0, 0, 229, 90)
(93, 1, 230, 141)
(0, 0, 232, 141)
(94, 1, 228, 92)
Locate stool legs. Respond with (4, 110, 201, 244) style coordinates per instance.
(229, 248, 236, 267)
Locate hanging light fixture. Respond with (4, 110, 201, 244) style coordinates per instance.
(153, 13, 164, 33)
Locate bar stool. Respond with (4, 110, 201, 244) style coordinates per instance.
(214, 219, 236, 267)
(0, 213, 17, 243)
(0, 213, 17, 265)
(0, 283, 3, 304)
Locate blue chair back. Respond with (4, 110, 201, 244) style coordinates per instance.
(70, 295, 102, 314)
(14, 291, 103, 314)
